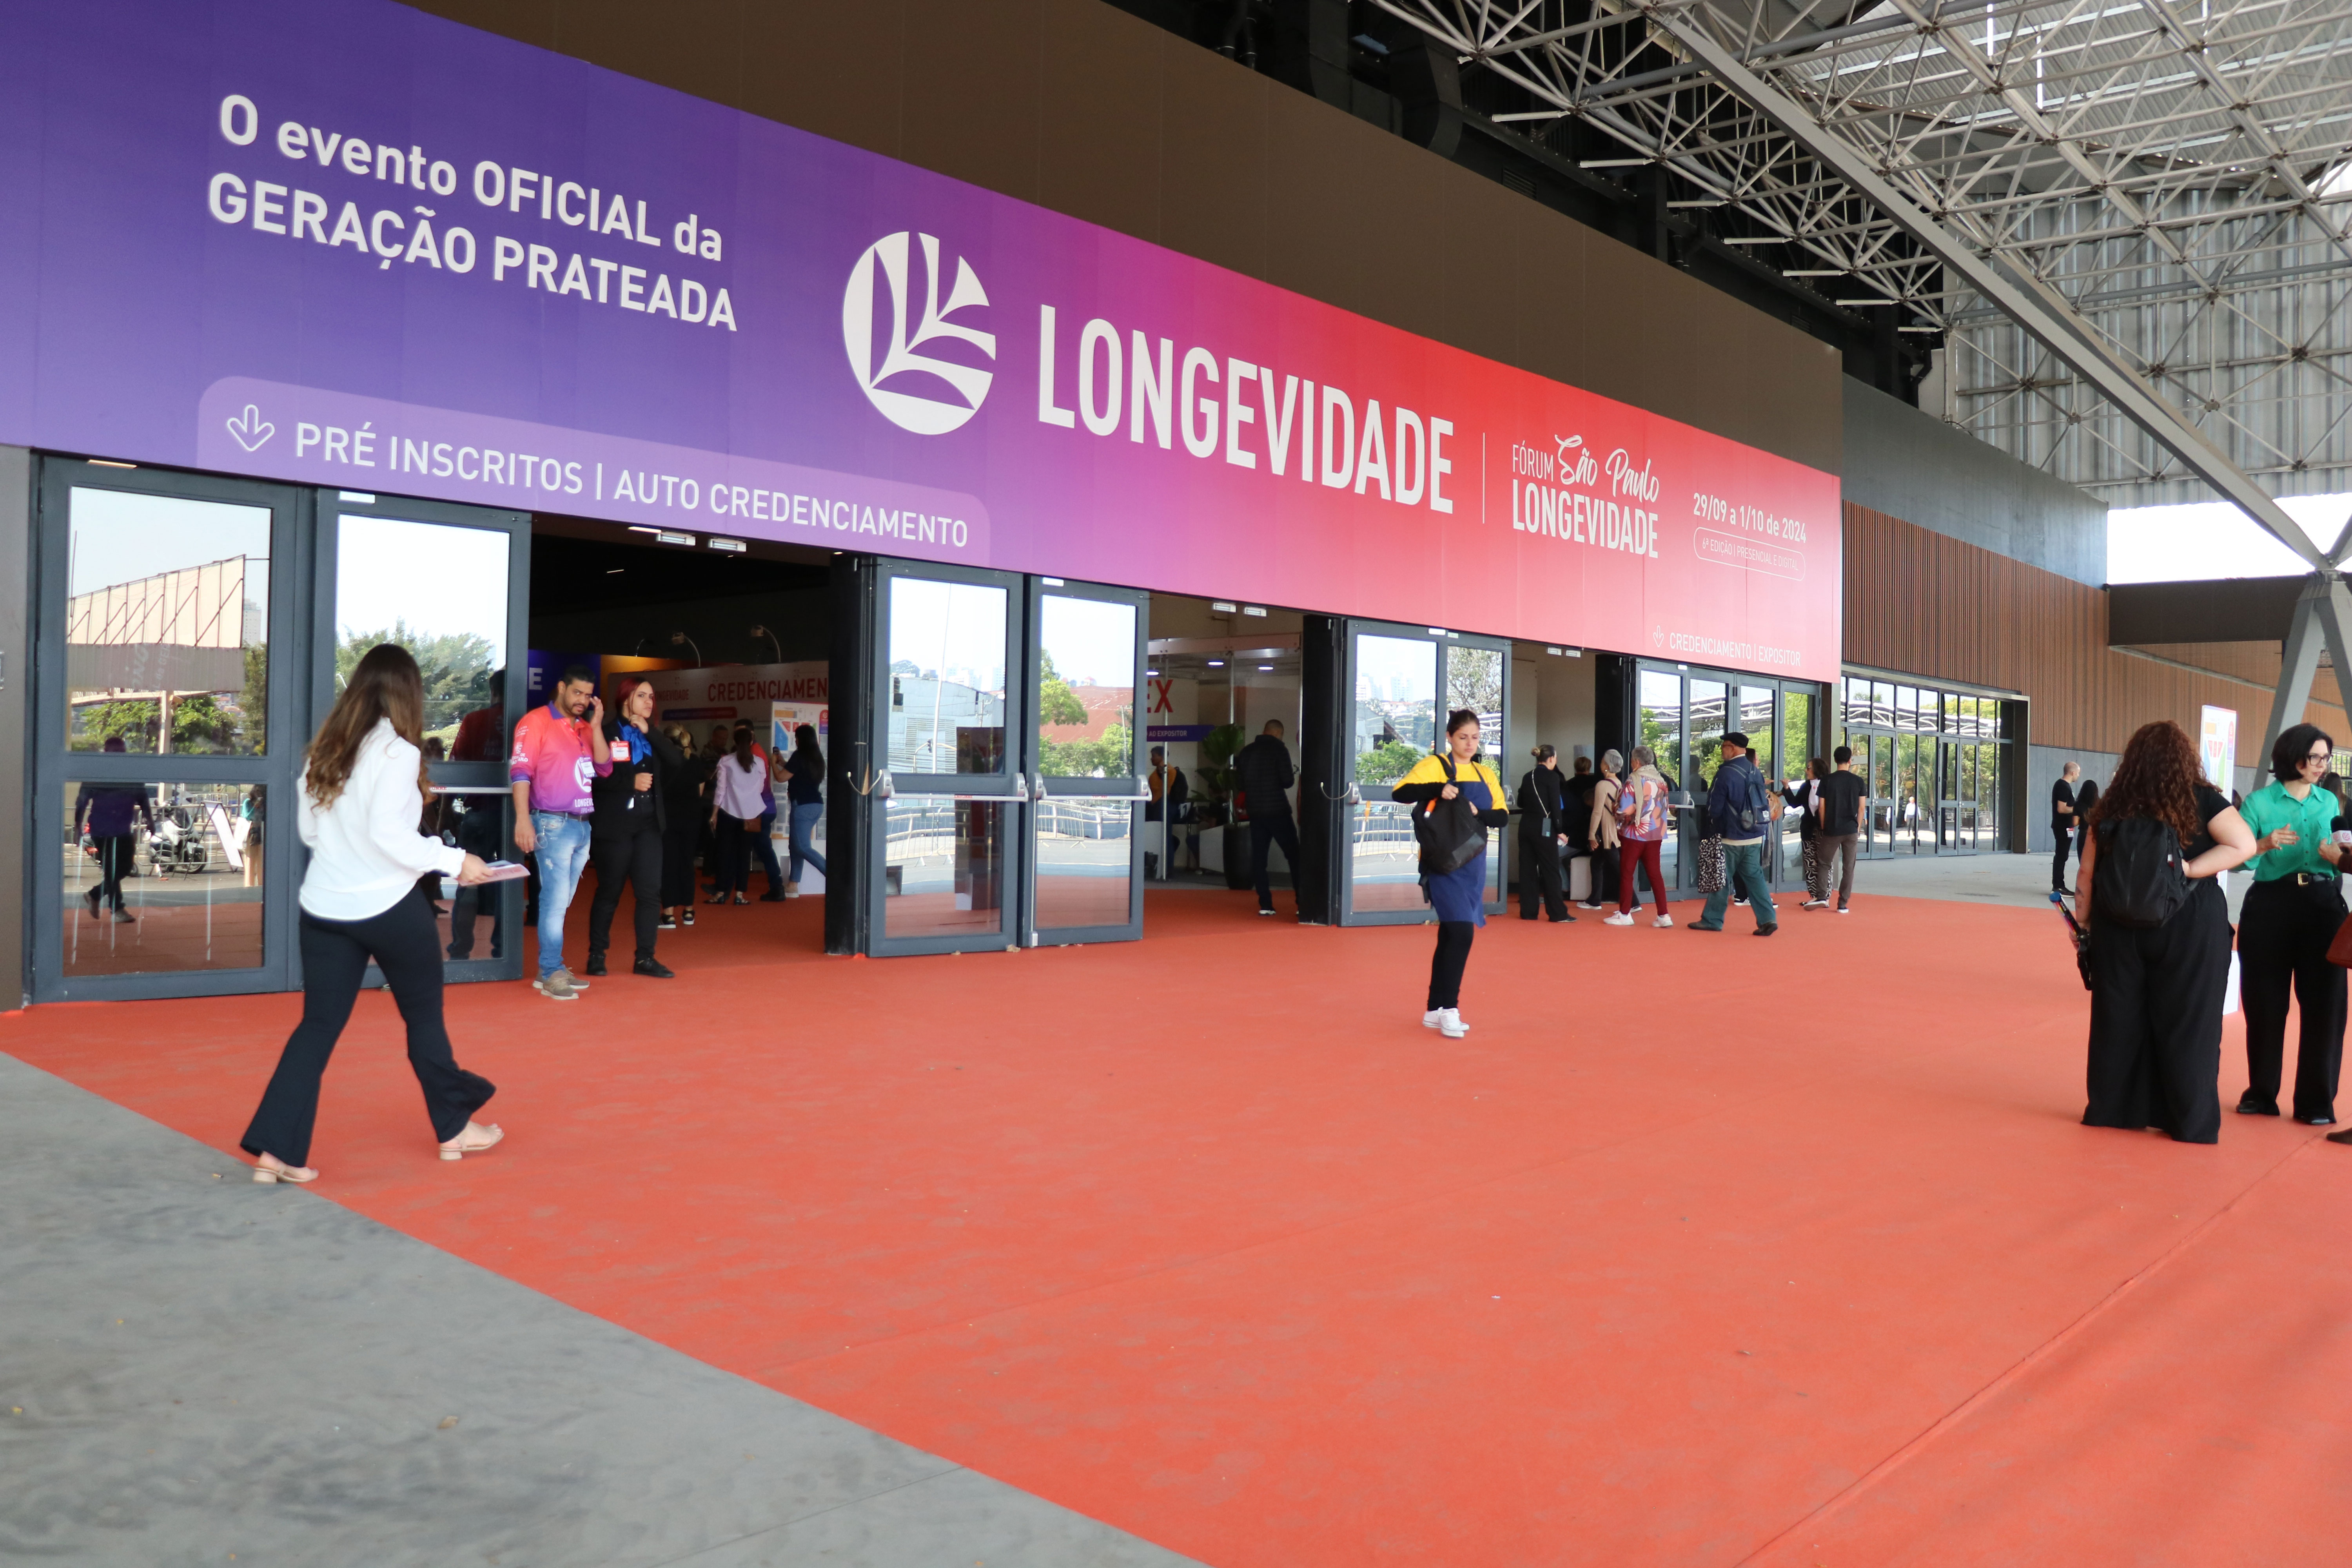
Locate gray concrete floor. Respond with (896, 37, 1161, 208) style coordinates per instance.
(1851, 848, 2250, 920)
(0, 1054, 1199, 1568)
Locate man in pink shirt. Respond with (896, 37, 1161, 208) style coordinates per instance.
(510, 665, 610, 1000)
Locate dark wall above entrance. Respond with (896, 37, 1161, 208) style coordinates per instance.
(400, 0, 1843, 477)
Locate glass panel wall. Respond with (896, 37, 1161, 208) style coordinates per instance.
(59, 779, 266, 977)
(1350, 634, 1438, 914)
(334, 515, 508, 741)
(888, 578, 1009, 775)
(1838, 673, 2013, 856)
(66, 488, 270, 755)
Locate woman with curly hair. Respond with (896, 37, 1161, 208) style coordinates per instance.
(2078, 719, 2256, 1143)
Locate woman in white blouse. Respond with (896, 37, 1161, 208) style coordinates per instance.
(241, 644, 503, 1184)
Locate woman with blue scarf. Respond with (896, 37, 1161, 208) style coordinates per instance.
(586, 677, 680, 978)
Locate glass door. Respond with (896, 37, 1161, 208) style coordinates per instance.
(1342, 624, 1440, 923)
(868, 560, 1024, 956)
(1446, 641, 1508, 911)
(1775, 688, 1813, 884)
(1024, 579, 1146, 946)
(1338, 622, 1510, 924)
(1636, 668, 1684, 895)
(316, 492, 530, 984)
(33, 461, 301, 1001)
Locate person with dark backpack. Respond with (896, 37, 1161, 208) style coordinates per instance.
(1393, 710, 1510, 1038)
(1690, 732, 1780, 935)
(2078, 720, 2256, 1143)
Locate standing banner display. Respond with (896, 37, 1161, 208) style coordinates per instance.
(771, 700, 828, 893)
(0, 0, 1840, 677)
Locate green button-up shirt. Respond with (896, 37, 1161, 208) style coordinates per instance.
(2239, 780, 2342, 882)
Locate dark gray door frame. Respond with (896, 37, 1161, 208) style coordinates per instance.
(30, 459, 311, 1002)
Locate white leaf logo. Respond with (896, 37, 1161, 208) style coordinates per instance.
(842, 232, 995, 436)
(224, 404, 275, 452)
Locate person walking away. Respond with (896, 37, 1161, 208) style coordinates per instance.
(1691, 732, 1780, 935)
(708, 726, 768, 905)
(1144, 745, 1188, 879)
(1787, 758, 1826, 905)
(75, 740, 153, 924)
(701, 722, 734, 894)
(2078, 720, 2255, 1144)
(2071, 775, 2100, 883)
(1811, 747, 1866, 912)
(1562, 754, 1597, 901)
(737, 719, 790, 901)
(1604, 746, 1674, 927)
(2051, 761, 2081, 891)
(1234, 719, 1302, 918)
(658, 723, 708, 928)
(2233, 723, 2346, 1125)
(782, 722, 828, 898)
(1581, 750, 1623, 911)
(584, 677, 677, 979)
(510, 665, 610, 1000)
(1515, 744, 1575, 922)
(241, 643, 502, 1183)
(1394, 710, 1509, 1037)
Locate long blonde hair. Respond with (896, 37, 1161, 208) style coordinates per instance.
(307, 644, 431, 808)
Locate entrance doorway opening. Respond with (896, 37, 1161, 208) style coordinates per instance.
(1140, 595, 1305, 901)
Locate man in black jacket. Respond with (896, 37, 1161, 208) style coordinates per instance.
(1516, 745, 1575, 922)
(1234, 719, 1301, 917)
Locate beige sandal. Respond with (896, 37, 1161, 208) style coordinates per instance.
(439, 1121, 505, 1161)
(251, 1156, 318, 1185)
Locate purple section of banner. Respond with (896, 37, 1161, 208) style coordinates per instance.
(1145, 725, 1215, 742)
(0, 0, 1842, 674)
(198, 378, 989, 562)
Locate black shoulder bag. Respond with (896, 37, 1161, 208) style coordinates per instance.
(1414, 755, 1488, 876)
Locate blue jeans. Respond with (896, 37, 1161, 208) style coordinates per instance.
(531, 811, 593, 978)
(1698, 840, 1777, 929)
(788, 801, 828, 882)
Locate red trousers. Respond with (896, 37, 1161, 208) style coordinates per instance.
(1617, 837, 1668, 914)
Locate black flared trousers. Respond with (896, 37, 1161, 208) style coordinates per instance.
(243, 889, 492, 1167)
(1519, 833, 1568, 921)
(2236, 877, 2346, 1121)
(588, 827, 663, 963)
(2083, 882, 2230, 1143)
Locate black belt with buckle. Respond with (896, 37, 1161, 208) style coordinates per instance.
(2291, 871, 2337, 887)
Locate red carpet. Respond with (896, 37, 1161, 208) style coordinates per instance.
(9, 884, 2350, 1566)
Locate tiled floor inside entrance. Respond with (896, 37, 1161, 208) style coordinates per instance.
(7, 863, 2348, 1565)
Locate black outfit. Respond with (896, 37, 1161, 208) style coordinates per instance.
(586, 722, 677, 967)
(1393, 767, 1510, 1009)
(243, 889, 494, 1168)
(1234, 733, 1299, 914)
(445, 798, 506, 958)
(1515, 765, 1572, 922)
(2237, 842, 2347, 1123)
(661, 749, 713, 909)
(2071, 782, 2099, 869)
(2082, 784, 2234, 1144)
(2050, 779, 2077, 889)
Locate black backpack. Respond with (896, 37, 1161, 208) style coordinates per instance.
(1413, 755, 1487, 876)
(2092, 815, 2190, 929)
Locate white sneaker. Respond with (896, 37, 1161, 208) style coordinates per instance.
(1440, 1008, 1470, 1038)
(783, 883, 801, 900)
(1423, 1008, 1446, 1030)
(1837, 905, 1851, 915)
(1802, 897, 1828, 910)
(1602, 911, 1635, 926)
(1653, 914, 1675, 928)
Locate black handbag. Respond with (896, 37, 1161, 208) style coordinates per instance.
(1414, 755, 1488, 876)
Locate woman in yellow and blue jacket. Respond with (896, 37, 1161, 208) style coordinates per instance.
(1392, 710, 1510, 1038)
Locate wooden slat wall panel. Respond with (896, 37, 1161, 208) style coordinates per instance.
(1842, 504, 2349, 766)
